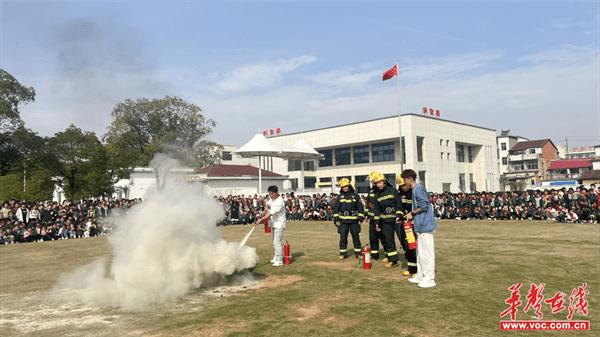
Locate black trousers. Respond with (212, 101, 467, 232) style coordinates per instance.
(368, 220, 385, 258)
(381, 220, 399, 262)
(394, 221, 417, 274)
(339, 222, 361, 256)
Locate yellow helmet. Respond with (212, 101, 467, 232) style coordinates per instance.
(396, 173, 405, 186)
(338, 178, 351, 187)
(369, 171, 385, 183)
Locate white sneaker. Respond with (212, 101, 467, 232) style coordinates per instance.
(418, 281, 436, 288)
(270, 258, 276, 264)
(408, 277, 421, 284)
(272, 261, 283, 267)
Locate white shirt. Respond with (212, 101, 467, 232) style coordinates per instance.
(267, 195, 286, 229)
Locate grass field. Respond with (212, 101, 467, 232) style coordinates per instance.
(1, 220, 599, 337)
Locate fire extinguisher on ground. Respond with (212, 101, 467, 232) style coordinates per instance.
(284, 241, 291, 265)
(361, 246, 372, 270)
(404, 220, 417, 250)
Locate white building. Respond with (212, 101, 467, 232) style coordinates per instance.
(265, 113, 500, 194)
(114, 165, 286, 199)
(496, 130, 528, 175)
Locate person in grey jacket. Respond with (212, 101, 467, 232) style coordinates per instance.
(402, 169, 437, 288)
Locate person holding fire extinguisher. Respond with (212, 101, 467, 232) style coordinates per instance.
(333, 178, 364, 259)
(365, 171, 386, 260)
(370, 172, 401, 268)
(256, 185, 287, 267)
(395, 174, 418, 277)
(401, 169, 437, 288)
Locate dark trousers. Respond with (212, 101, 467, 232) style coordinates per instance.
(339, 222, 361, 256)
(369, 220, 385, 258)
(394, 221, 417, 274)
(381, 221, 399, 262)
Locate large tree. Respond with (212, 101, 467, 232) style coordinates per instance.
(45, 125, 113, 200)
(0, 69, 36, 131)
(104, 96, 221, 177)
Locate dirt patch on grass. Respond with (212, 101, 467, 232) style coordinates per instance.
(193, 321, 249, 337)
(252, 274, 304, 291)
(296, 305, 322, 321)
(310, 260, 361, 271)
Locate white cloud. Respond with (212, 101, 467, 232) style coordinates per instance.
(306, 69, 380, 88)
(214, 55, 317, 94)
(400, 52, 503, 82)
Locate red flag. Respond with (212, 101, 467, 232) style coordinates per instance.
(382, 64, 398, 81)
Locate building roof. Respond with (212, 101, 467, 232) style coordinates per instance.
(267, 112, 495, 139)
(510, 139, 556, 152)
(580, 170, 600, 180)
(194, 164, 282, 177)
(548, 159, 593, 170)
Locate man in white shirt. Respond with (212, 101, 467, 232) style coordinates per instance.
(257, 185, 286, 267)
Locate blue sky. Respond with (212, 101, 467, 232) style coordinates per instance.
(1, 0, 598, 146)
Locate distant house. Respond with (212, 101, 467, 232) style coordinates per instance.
(547, 159, 593, 180)
(503, 139, 558, 190)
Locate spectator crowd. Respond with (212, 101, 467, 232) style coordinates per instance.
(0, 198, 141, 245)
(2, 185, 597, 244)
(218, 185, 599, 225)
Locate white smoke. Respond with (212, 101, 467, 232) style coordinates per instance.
(55, 155, 258, 311)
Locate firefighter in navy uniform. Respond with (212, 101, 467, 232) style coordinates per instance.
(333, 178, 364, 259)
(395, 174, 418, 276)
(365, 172, 386, 260)
(370, 172, 401, 268)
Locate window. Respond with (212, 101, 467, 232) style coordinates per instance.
(335, 147, 351, 166)
(353, 145, 370, 164)
(288, 160, 302, 171)
(528, 148, 536, 154)
(401, 137, 406, 164)
(442, 183, 451, 192)
(469, 173, 475, 192)
(501, 143, 507, 151)
(290, 178, 298, 190)
(304, 177, 316, 189)
(447, 153, 450, 160)
(440, 139, 443, 146)
(467, 146, 475, 163)
(502, 157, 508, 165)
(319, 149, 333, 167)
(303, 161, 315, 171)
(221, 151, 232, 161)
(418, 171, 426, 189)
(459, 173, 466, 192)
(355, 175, 370, 193)
(319, 177, 331, 183)
(446, 140, 450, 146)
(384, 173, 396, 186)
(372, 142, 395, 162)
(441, 152, 444, 159)
(416, 136, 424, 162)
(526, 162, 539, 170)
(456, 144, 465, 162)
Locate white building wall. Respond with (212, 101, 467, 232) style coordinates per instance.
(267, 114, 500, 193)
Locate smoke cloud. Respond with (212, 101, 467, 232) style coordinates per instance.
(55, 154, 258, 311)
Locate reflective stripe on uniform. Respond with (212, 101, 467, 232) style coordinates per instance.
(333, 213, 339, 217)
(386, 251, 398, 256)
(339, 199, 355, 203)
(402, 200, 412, 204)
(373, 216, 380, 220)
(357, 213, 364, 217)
(407, 262, 417, 266)
(395, 210, 404, 215)
(340, 249, 347, 252)
(367, 212, 375, 216)
(371, 250, 378, 254)
(380, 214, 396, 219)
(338, 215, 358, 220)
(377, 195, 396, 202)
(354, 248, 361, 252)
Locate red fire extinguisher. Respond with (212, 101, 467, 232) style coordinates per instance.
(404, 220, 417, 250)
(283, 241, 291, 265)
(263, 217, 271, 234)
(361, 246, 372, 270)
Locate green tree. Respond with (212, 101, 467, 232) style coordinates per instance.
(45, 125, 113, 200)
(0, 69, 36, 130)
(104, 96, 221, 177)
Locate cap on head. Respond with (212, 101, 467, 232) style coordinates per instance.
(369, 171, 385, 183)
(338, 178, 351, 188)
(396, 173, 406, 186)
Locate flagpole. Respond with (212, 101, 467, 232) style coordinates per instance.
(396, 61, 404, 172)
